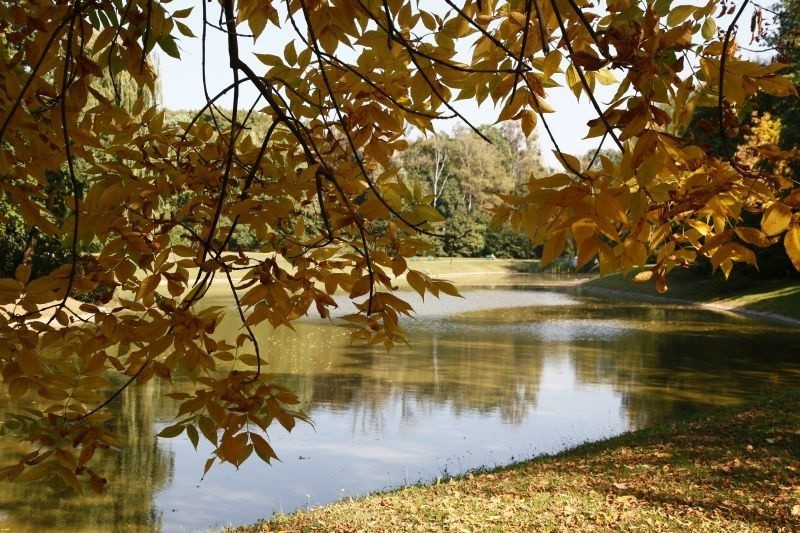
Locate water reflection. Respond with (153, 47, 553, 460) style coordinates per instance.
(1, 285, 799, 532)
(0, 380, 173, 532)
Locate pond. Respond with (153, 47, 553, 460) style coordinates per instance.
(1, 282, 799, 532)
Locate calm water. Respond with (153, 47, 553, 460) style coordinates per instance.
(1, 282, 799, 532)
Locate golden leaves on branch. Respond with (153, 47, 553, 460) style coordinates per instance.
(2, 0, 800, 493)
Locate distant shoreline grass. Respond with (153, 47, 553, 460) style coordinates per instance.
(406, 258, 800, 325)
(582, 268, 800, 324)
(228, 390, 800, 532)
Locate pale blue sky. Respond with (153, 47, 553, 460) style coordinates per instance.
(156, 1, 765, 169)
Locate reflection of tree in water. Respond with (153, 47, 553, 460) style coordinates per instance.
(565, 305, 800, 429)
(0, 380, 174, 532)
(258, 322, 546, 434)
(234, 302, 800, 438)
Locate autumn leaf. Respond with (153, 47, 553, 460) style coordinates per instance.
(0, 0, 797, 492)
(762, 203, 793, 237)
(784, 224, 800, 270)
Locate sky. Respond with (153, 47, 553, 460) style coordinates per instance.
(156, 1, 767, 169)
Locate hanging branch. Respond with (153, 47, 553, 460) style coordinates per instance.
(516, 1, 536, 101)
(717, 0, 751, 160)
(550, 0, 625, 153)
(49, 9, 83, 326)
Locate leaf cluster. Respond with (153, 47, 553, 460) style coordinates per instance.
(0, 0, 798, 491)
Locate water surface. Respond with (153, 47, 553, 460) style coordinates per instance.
(1, 282, 798, 532)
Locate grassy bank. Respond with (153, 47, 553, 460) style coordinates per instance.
(583, 268, 800, 323)
(230, 391, 800, 532)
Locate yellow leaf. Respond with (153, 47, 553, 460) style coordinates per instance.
(576, 236, 599, 269)
(240, 284, 269, 307)
(17, 350, 42, 376)
(784, 224, 800, 271)
(433, 280, 462, 298)
(0, 277, 23, 295)
(136, 274, 161, 301)
(667, 5, 696, 26)
(405, 270, 429, 299)
(7, 377, 29, 400)
(594, 68, 616, 85)
(701, 17, 717, 40)
(202, 457, 216, 479)
(541, 231, 567, 267)
(554, 151, 582, 173)
(391, 256, 407, 277)
(542, 50, 562, 80)
(762, 202, 792, 236)
(520, 110, 537, 138)
(735, 227, 771, 247)
(571, 218, 596, 245)
(57, 466, 82, 493)
(284, 41, 297, 65)
(349, 275, 372, 298)
(17, 463, 54, 483)
(633, 270, 653, 283)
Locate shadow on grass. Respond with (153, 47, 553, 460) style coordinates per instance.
(534, 391, 800, 529)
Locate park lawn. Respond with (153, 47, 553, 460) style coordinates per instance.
(584, 268, 800, 322)
(230, 391, 800, 532)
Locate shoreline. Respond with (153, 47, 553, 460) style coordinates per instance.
(576, 283, 800, 326)
(230, 390, 800, 532)
(225, 270, 800, 532)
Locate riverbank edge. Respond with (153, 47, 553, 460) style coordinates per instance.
(578, 271, 800, 326)
(229, 390, 800, 532)
(575, 283, 800, 326)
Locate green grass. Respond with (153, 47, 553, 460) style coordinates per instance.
(228, 390, 800, 532)
(584, 268, 800, 322)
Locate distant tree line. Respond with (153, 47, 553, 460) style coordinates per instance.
(398, 123, 548, 258)
(160, 116, 552, 260)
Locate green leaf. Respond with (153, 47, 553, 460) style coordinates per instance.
(186, 425, 199, 450)
(157, 424, 185, 439)
(198, 416, 218, 446)
(157, 35, 180, 59)
(666, 5, 696, 27)
(172, 7, 193, 18)
(701, 17, 716, 40)
(250, 432, 278, 464)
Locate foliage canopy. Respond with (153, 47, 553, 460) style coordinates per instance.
(0, 0, 796, 490)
